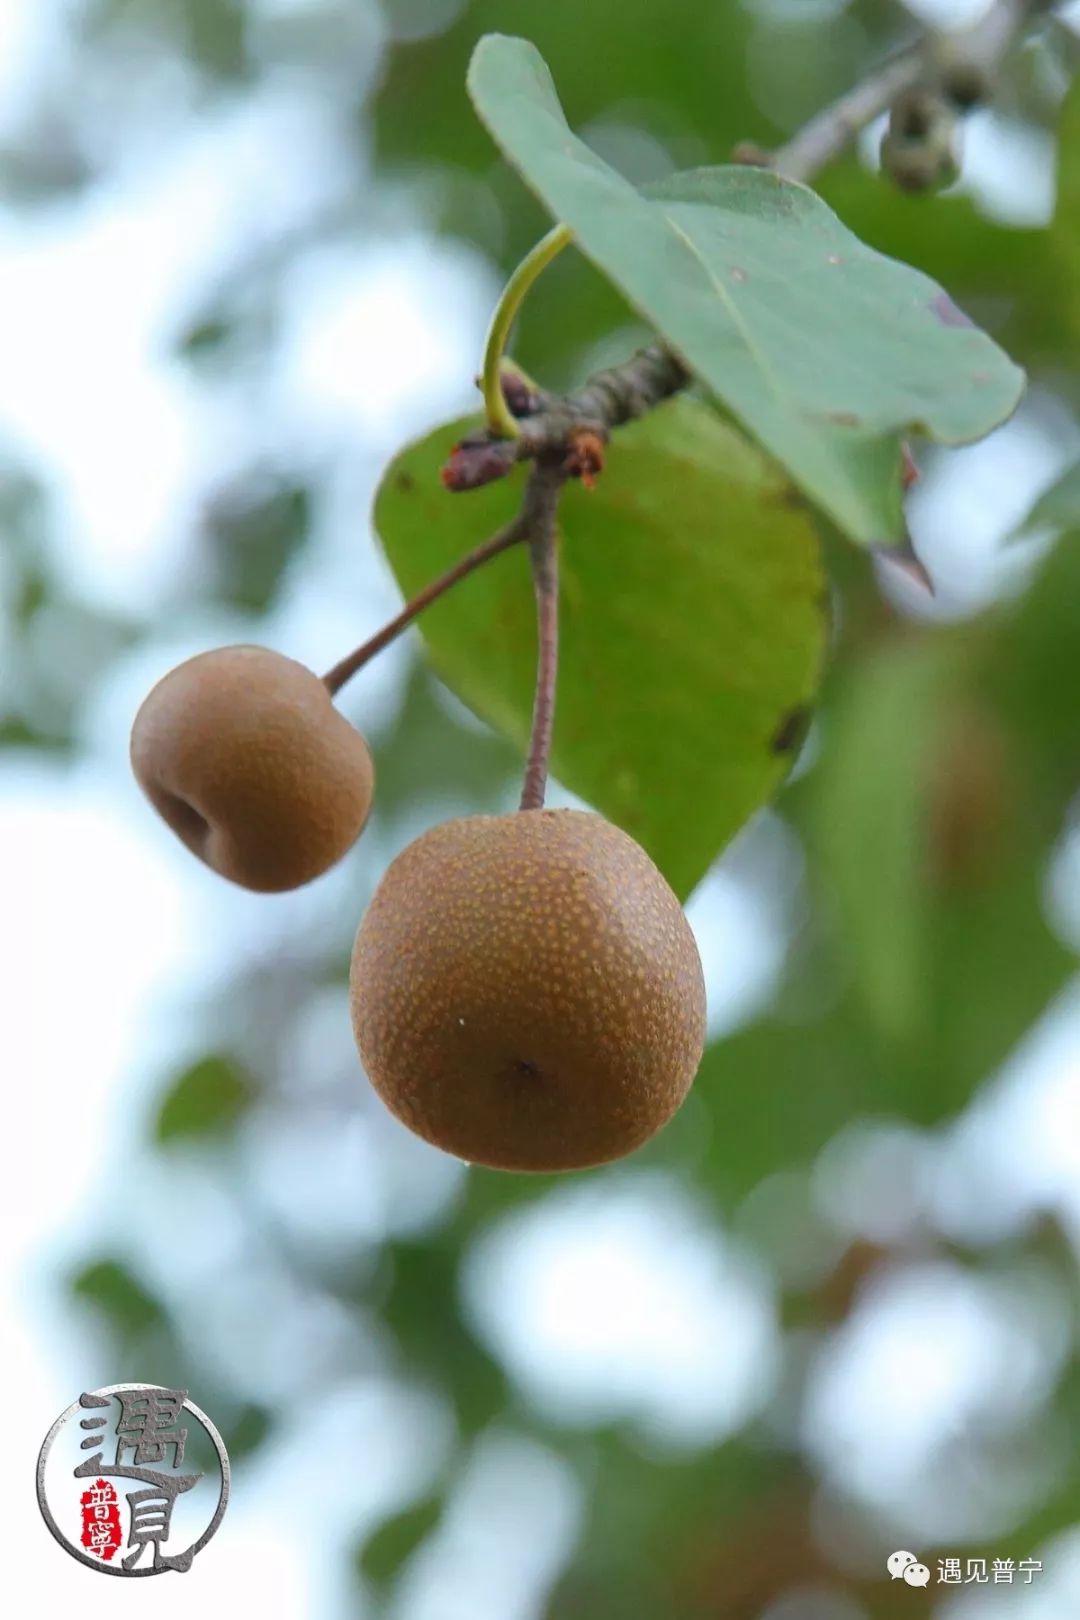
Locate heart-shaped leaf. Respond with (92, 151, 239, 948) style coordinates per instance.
(373, 397, 827, 898)
(467, 33, 1025, 546)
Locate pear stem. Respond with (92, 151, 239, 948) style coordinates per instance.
(519, 463, 565, 812)
(321, 513, 529, 696)
(480, 223, 573, 440)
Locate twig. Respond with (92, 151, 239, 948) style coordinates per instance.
(944, 0, 1049, 78)
(321, 512, 528, 695)
(770, 46, 926, 184)
(442, 346, 689, 493)
(772, 0, 1041, 182)
(518, 462, 566, 811)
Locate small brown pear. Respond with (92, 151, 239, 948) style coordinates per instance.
(350, 808, 706, 1172)
(131, 644, 374, 892)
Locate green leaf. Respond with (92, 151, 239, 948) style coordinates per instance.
(988, 525, 1080, 806)
(695, 554, 1080, 1206)
(692, 528, 1080, 1206)
(374, 0, 759, 195)
(153, 1054, 252, 1144)
(224, 1403, 273, 1462)
(816, 163, 1055, 371)
(70, 1258, 165, 1338)
(0, 714, 74, 753)
(179, 316, 233, 358)
(357, 1494, 444, 1589)
(1049, 74, 1080, 361)
(374, 398, 827, 898)
(697, 832, 1073, 1209)
(365, 661, 518, 821)
(371, 0, 761, 389)
(466, 34, 1025, 544)
(547, 1432, 796, 1620)
(808, 638, 957, 1039)
(377, 1237, 508, 1434)
(206, 478, 311, 615)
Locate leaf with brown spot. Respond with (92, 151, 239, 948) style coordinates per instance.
(930, 290, 975, 328)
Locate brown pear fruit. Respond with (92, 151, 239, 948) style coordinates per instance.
(131, 645, 374, 892)
(350, 808, 706, 1172)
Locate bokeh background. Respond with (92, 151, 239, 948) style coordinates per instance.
(6, 0, 1080, 1614)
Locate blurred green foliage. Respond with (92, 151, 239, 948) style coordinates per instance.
(201, 476, 312, 616)
(154, 1053, 253, 1144)
(357, 1491, 445, 1592)
(71, 1257, 166, 1342)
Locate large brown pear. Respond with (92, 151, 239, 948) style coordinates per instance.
(350, 808, 706, 1172)
(131, 645, 374, 892)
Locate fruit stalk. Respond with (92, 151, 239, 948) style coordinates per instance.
(519, 463, 565, 812)
(321, 511, 529, 696)
(480, 223, 572, 440)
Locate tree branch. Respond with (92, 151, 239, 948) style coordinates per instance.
(769, 45, 926, 184)
(443, 345, 688, 492)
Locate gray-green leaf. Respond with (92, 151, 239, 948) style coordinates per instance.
(467, 33, 1025, 546)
